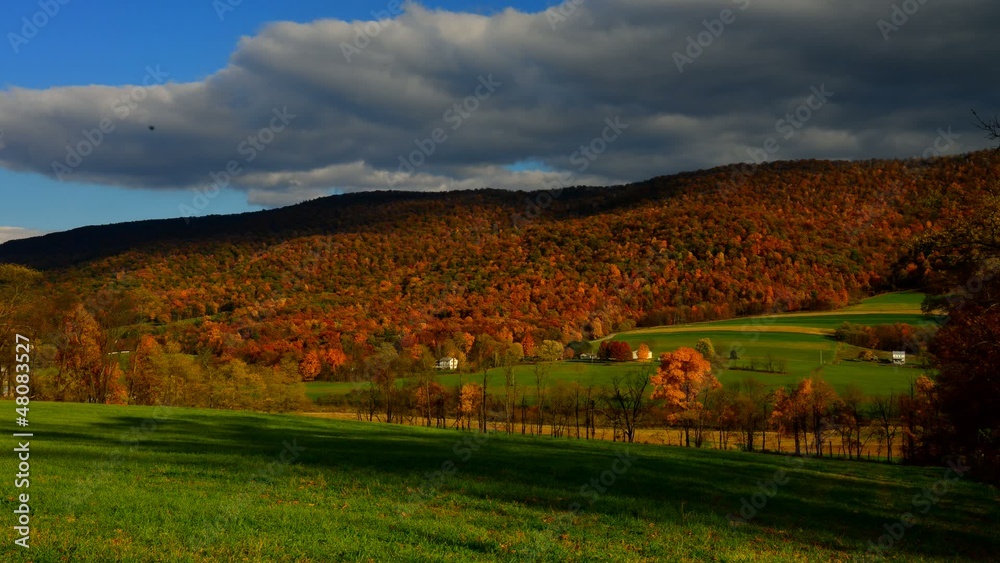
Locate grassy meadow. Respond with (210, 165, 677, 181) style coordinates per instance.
(308, 291, 939, 403)
(2, 401, 997, 562)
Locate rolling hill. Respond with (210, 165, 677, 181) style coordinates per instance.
(1, 151, 997, 377)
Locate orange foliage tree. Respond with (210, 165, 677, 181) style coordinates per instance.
(520, 333, 536, 358)
(636, 343, 652, 361)
(458, 383, 482, 431)
(771, 376, 839, 456)
(125, 335, 164, 405)
(55, 304, 126, 404)
(298, 350, 322, 382)
(650, 347, 720, 446)
(323, 348, 348, 378)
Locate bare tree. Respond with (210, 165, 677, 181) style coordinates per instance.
(602, 369, 653, 443)
(736, 378, 770, 452)
(871, 392, 900, 462)
(502, 360, 518, 435)
(519, 394, 529, 434)
(470, 335, 500, 433)
(417, 371, 434, 427)
(583, 382, 600, 439)
(837, 384, 871, 459)
(973, 109, 1000, 149)
(573, 383, 582, 439)
(705, 386, 736, 450)
(364, 343, 398, 423)
(532, 362, 550, 435)
(547, 381, 576, 438)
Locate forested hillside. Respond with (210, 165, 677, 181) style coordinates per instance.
(2, 151, 997, 381)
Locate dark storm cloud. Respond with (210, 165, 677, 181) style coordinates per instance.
(0, 0, 996, 206)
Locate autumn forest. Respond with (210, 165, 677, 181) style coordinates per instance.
(1, 150, 999, 481)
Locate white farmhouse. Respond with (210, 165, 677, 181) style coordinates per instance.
(436, 356, 459, 370)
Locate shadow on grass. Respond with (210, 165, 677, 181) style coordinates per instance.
(36, 407, 1000, 560)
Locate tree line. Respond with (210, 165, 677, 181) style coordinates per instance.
(328, 341, 935, 465)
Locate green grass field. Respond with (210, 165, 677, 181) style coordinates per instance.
(306, 362, 628, 401)
(3, 402, 996, 562)
(842, 290, 927, 312)
(663, 312, 934, 331)
(308, 292, 939, 402)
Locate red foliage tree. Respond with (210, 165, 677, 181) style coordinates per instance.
(608, 341, 633, 362)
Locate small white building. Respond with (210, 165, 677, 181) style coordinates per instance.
(892, 351, 906, 365)
(436, 357, 459, 370)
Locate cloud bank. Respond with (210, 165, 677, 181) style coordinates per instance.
(0, 0, 997, 207)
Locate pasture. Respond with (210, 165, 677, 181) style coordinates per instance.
(2, 402, 996, 562)
(308, 291, 939, 403)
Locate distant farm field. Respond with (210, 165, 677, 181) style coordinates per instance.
(307, 291, 940, 402)
(842, 290, 928, 311)
(613, 331, 922, 396)
(657, 311, 933, 331)
(3, 402, 996, 562)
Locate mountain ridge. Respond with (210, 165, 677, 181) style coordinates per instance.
(0, 158, 781, 269)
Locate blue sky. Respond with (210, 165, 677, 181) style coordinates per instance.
(0, 0, 551, 236)
(0, 0, 995, 241)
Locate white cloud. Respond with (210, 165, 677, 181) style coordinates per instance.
(0, 227, 46, 244)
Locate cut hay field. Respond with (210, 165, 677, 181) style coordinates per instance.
(2, 402, 996, 562)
